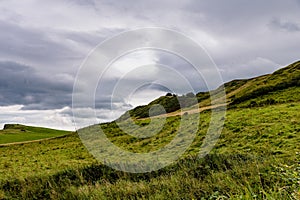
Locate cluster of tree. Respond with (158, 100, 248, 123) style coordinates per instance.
(165, 93, 176, 97)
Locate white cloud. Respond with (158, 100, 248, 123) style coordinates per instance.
(104, 50, 159, 79)
(221, 57, 281, 80)
(0, 105, 75, 131)
(125, 88, 166, 107)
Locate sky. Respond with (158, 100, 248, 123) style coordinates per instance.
(0, 0, 300, 130)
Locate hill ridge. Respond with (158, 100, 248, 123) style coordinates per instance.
(118, 60, 300, 120)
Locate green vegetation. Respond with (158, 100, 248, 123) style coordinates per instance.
(229, 61, 300, 106)
(119, 93, 198, 120)
(1, 153, 299, 199)
(0, 124, 71, 145)
(0, 133, 95, 181)
(235, 86, 300, 108)
(0, 61, 299, 199)
(0, 102, 299, 199)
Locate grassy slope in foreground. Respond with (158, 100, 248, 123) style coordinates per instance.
(0, 124, 71, 145)
(0, 101, 299, 199)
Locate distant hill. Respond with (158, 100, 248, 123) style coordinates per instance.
(0, 124, 71, 145)
(3, 123, 32, 130)
(118, 60, 300, 119)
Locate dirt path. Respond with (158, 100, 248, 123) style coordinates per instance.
(144, 103, 228, 120)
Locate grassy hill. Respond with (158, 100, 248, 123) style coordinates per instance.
(121, 60, 300, 119)
(229, 61, 300, 106)
(0, 61, 299, 199)
(0, 124, 71, 145)
(118, 93, 198, 120)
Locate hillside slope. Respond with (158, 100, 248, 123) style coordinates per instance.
(120, 60, 300, 119)
(229, 61, 300, 105)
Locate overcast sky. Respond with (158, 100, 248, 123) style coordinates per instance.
(0, 0, 300, 130)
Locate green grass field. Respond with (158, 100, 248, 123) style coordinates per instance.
(0, 101, 299, 199)
(0, 124, 71, 145)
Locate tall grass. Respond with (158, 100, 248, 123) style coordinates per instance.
(0, 154, 299, 199)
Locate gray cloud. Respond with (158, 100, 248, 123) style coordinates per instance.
(0, 20, 82, 68)
(0, 61, 73, 109)
(269, 18, 300, 32)
(0, 60, 131, 111)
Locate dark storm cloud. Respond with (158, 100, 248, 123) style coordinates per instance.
(0, 61, 126, 110)
(0, 61, 73, 109)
